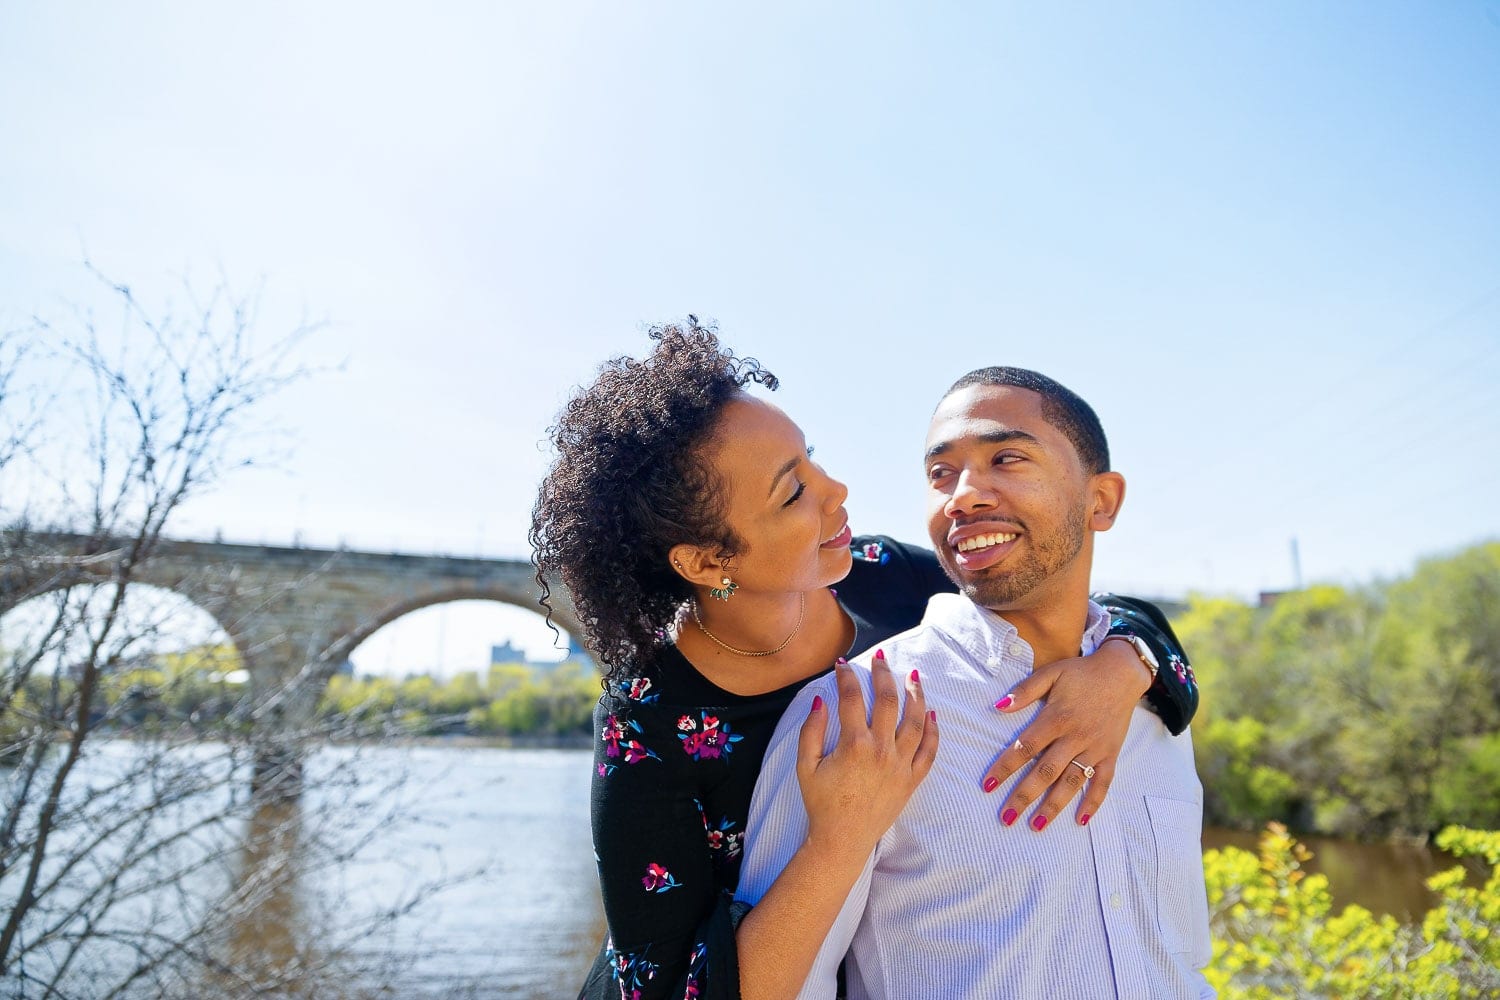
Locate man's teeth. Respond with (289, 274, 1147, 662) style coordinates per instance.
(957, 532, 1017, 554)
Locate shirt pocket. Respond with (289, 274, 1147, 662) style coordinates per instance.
(1145, 795, 1210, 958)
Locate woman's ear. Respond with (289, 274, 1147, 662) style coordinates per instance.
(1089, 471, 1126, 531)
(668, 544, 722, 588)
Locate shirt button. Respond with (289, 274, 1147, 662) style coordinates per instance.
(1110, 894, 1123, 910)
(1007, 640, 1026, 656)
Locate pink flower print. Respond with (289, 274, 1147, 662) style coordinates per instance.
(623, 740, 655, 764)
(696, 728, 725, 760)
(641, 862, 681, 893)
(684, 980, 700, 999)
(605, 715, 658, 765)
(602, 715, 626, 758)
(706, 829, 723, 850)
(626, 677, 656, 702)
(678, 711, 744, 761)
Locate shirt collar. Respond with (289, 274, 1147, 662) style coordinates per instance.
(920, 593, 1111, 678)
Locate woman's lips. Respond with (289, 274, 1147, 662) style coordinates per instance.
(820, 523, 853, 549)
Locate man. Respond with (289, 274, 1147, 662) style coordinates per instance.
(734, 368, 1214, 999)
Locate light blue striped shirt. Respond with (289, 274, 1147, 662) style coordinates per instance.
(736, 593, 1215, 1000)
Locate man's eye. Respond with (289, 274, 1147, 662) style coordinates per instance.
(995, 453, 1023, 465)
(927, 466, 952, 482)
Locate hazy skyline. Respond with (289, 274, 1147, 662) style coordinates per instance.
(4, 3, 1497, 670)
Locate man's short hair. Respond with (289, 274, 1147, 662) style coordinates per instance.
(943, 367, 1110, 474)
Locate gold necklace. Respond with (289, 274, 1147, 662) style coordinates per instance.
(691, 592, 807, 657)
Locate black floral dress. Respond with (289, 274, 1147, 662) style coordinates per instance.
(576, 536, 1197, 1000)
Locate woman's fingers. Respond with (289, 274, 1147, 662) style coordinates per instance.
(833, 658, 867, 745)
(799, 652, 938, 851)
(991, 738, 1082, 827)
(895, 665, 930, 759)
(827, 649, 935, 775)
(979, 701, 1069, 794)
(981, 646, 1138, 831)
(1072, 756, 1116, 826)
(992, 660, 1062, 714)
(794, 692, 830, 784)
(866, 648, 901, 738)
(1010, 745, 1113, 831)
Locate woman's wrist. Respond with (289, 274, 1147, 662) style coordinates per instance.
(1100, 635, 1155, 697)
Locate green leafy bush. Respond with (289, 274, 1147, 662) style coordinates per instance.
(1205, 823, 1500, 998)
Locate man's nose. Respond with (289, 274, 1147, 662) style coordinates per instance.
(944, 468, 995, 519)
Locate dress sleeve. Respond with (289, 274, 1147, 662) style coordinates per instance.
(582, 694, 740, 1000)
(872, 534, 957, 601)
(1095, 594, 1199, 736)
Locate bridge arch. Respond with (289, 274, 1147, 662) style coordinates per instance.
(326, 586, 585, 675)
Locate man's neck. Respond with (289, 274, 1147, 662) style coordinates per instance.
(986, 577, 1094, 664)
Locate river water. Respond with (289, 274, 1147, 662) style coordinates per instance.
(4, 743, 1480, 998)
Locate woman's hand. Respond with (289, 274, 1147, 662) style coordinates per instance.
(981, 638, 1152, 830)
(797, 650, 939, 860)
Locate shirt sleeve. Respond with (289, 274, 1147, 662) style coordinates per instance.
(735, 675, 872, 1000)
(1095, 594, 1199, 735)
(586, 695, 737, 1000)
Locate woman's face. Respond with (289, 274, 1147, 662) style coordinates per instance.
(699, 394, 853, 595)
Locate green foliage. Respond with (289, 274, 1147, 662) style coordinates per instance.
(1178, 542, 1500, 838)
(318, 660, 600, 739)
(1206, 824, 1500, 998)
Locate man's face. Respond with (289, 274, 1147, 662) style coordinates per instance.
(923, 384, 1102, 611)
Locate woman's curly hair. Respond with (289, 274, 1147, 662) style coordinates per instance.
(529, 319, 778, 683)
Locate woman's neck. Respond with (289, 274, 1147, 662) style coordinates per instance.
(675, 588, 853, 697)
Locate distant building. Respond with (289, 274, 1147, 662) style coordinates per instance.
(490, 636, 596, 672)
(490, 641, 529, 665)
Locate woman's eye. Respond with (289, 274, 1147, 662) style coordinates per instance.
(783, 481, 807, 507)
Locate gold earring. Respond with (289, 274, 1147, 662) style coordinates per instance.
(709, 576, 738, 601)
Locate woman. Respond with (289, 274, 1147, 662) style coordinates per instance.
(531, 322, 1197, 1000)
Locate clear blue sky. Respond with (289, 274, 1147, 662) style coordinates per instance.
(3, 3, 1497, 670)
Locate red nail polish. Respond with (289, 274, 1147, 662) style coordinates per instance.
(811, 695, 823, 712)
(927, 710, 936, 723)
(994, 695, 1013, 710)
(874, 648, 886, 661)
(1079, 813, 1091, 826)
(909, 668, 919, 683)
(835, 657, 847, 666)
(1032, 815, 1048, 831)
(982, 776, 999, 793)
(1002, 808, 1017, 826)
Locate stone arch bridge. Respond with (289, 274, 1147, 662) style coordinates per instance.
(3, 533, 585, 710)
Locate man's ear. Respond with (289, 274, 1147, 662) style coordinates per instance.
(667, 543, 724, 589)
(1089, 471, 1126, 532)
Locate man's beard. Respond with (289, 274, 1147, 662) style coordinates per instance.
(945, 504, 1087, 609)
